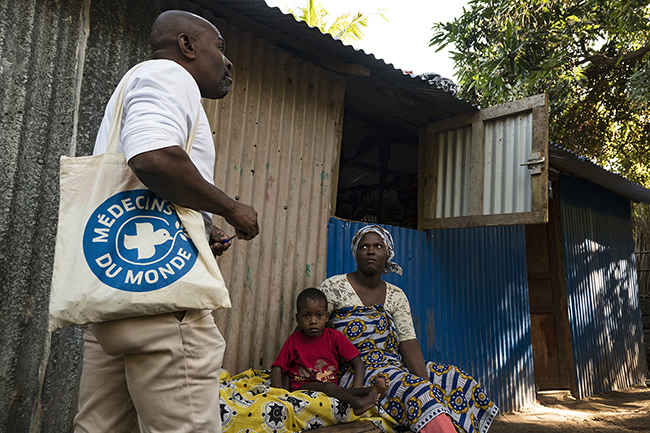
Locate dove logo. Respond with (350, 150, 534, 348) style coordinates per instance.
(82, 189, 198, 292)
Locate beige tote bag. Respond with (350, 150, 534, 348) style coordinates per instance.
(49, 66, 230, 331)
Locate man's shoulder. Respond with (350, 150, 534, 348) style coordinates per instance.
(127, 60, 199, 94)
(132, 59, 187, 75)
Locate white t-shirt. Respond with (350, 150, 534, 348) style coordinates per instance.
(93, 59, 216, 235)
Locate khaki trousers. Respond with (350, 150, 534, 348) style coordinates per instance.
(73, 309, 225, 433)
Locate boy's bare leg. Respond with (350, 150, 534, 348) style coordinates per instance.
(299, 382, 380, 415)
(345, 376, 388, 398)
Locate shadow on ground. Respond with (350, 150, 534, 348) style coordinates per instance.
(489, 385, 650, 433)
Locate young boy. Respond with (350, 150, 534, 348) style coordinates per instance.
(271, 288, 387, 415)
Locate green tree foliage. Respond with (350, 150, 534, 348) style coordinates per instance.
(431, 0, 650, 186)
(288, 0, 387, 44)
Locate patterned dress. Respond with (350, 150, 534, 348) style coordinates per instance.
(319, 275, 498, 433)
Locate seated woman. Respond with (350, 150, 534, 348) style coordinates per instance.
(318, 225, 498, 433)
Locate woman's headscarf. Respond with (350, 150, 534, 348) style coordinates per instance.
(351, 225, 403, 275)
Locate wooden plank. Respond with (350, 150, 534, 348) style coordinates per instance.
(530, 102, 549, 216)
(418, 127, 426, 228)
(548, 172, 579, 395)
(309, 421, 382, 433)
(418, 127, 438, 229)
(475, 93, 547, 121)
(427, 94, 548, 134)
(330, 99, 346, 216)
(530, 313, 562, 389)
(421, 210, 548, 229)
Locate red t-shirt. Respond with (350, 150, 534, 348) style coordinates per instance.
(272, 328, 360, 391)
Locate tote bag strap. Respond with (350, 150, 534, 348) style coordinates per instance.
(105, 63, 201, 156)
(183, 110, 201, 155)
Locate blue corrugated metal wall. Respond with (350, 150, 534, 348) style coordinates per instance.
(560, 174, 648, 399)
(326, 217, 535, 412)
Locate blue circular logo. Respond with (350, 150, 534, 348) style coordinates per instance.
(83, 189, 198, 292)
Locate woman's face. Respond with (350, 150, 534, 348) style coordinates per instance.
(355, 232, 388, 275)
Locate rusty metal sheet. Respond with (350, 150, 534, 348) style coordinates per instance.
(203, 19, 346, 372)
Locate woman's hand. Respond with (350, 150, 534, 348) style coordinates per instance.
(398, 339, 429, 380)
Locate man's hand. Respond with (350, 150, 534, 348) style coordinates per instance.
(209, 226, 232, 257)
(225, 202, 259, 240)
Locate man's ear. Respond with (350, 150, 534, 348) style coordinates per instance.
(178, 33, 196, 60)
(295, 313, 299, 324)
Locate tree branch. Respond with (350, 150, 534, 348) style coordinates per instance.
(587, 45, 650, 65)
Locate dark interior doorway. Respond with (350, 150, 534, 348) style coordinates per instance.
(526, 173, 574, 392)
(334, 108, 419, 229)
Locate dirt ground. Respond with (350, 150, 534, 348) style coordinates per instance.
(489, 382, 650, 433)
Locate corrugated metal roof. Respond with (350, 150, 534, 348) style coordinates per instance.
(206, 1, 650, 204)
(559, 173, 648, 398)
(197, 0, 478, 119)
(550, 143, 650, 204)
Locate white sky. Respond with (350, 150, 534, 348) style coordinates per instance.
(264, 0, 469, 80)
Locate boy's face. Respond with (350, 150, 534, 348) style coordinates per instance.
(296, 298, 328, 337)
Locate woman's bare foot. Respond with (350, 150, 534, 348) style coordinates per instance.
(352, 392, 380, 415)
(372, 376, 388, 398)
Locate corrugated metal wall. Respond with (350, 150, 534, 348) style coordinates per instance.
(0, 0, 165, 430)
(435, 112, 533, 218)
(483, 114, 532, 215)
(560, 173, 648, 399)
(0, 0, 344, 430)
(326, 217, 535, 413)
(436, 126, 471, 218)
(203, 19, 346, 372)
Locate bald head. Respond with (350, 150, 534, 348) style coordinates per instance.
(150, 10, 220, 54)
(148, 10, 233, 99)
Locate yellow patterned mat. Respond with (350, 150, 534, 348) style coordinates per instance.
(219, 369, 397, 432)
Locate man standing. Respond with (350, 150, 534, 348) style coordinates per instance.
(73, 10, 258, 433)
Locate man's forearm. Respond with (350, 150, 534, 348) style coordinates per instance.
(128, 146, 259, 239)
(129, 147, 236, 216)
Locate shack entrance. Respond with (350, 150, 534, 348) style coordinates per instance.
(334, 93, 577, 395)
(525, 171, 574, 391)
